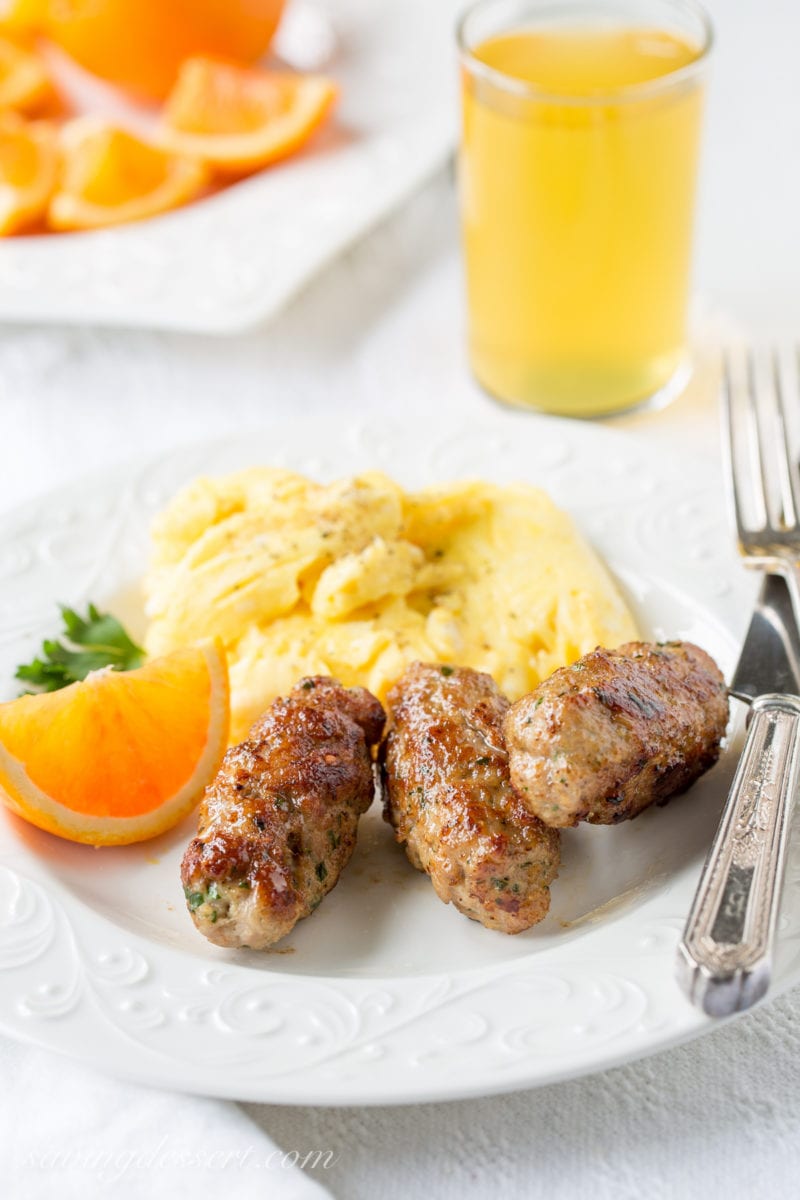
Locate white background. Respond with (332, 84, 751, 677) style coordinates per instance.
(3, 0, 800, 1197)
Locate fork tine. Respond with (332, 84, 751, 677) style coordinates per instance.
(721, 351, 745, 538)
(724, 348, 768, 535)
(747, 347, 778, 531)
(771, 348, 800, 530)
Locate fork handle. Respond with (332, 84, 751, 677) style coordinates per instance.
(676, 694, 800, 1016)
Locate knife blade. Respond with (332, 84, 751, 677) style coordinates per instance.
(729, 573, 800, 702)
(677, 572, 800, 1016)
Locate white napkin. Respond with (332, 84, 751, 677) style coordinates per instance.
(3, 1036, 332, 1200)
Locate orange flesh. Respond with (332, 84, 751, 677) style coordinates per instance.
(160, 59, 338, 173)
(0, 125, 41, 185)
(0, 648, 217, 818)
(169, 65, 299, 135)
(71, 129, 175, 205)
(49, 121, 209, 231)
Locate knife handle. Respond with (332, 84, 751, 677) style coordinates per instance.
(676, 693, 800, 1016)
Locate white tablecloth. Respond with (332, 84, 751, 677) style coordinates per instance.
(5, 0, 800, 1194)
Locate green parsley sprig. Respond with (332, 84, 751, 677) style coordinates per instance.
(16, 604, 144, 694)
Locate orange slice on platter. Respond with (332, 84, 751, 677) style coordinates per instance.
(0, 641, 229, 846)
(159, 57, 338, 176)
(0, 32, 53, 113)
(0, 112, 57, 234)
(48, 118, 209, 232)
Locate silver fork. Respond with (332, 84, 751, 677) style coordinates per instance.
(723, 346, 800, 627)
(676, 348, 800, 1014)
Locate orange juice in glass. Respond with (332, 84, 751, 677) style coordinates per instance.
(457, 0, 712, 417)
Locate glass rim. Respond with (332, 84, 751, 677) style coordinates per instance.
(456, 0, 713, 106)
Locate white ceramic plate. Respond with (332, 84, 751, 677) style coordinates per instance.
(0, 0, 460, 333)
(0, 411, 794, 1106)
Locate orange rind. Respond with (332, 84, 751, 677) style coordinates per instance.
(0, 641, 230, 845)
(159, 57, 337, 175)
(48, 117, 208, 231)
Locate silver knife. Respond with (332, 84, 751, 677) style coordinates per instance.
(676, 573, 800, 1016)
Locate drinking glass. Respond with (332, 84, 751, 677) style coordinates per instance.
(457, 0, 712, 417)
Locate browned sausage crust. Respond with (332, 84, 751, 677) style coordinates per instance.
(181, 676, 385, 948)
(382, 662, 560, 934)
(504, 641, 729, 828)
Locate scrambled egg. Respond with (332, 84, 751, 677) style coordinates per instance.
(144, 468, 638, 741)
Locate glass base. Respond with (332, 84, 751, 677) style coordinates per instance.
(469, 352, 693, 420)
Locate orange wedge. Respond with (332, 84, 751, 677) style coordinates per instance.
(0, 32, 52, 113)
(159, 57, 337, 176)
(0, 641, 229, 846)
(48, 118, 208, 232)
(0, 112, 57, 234)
